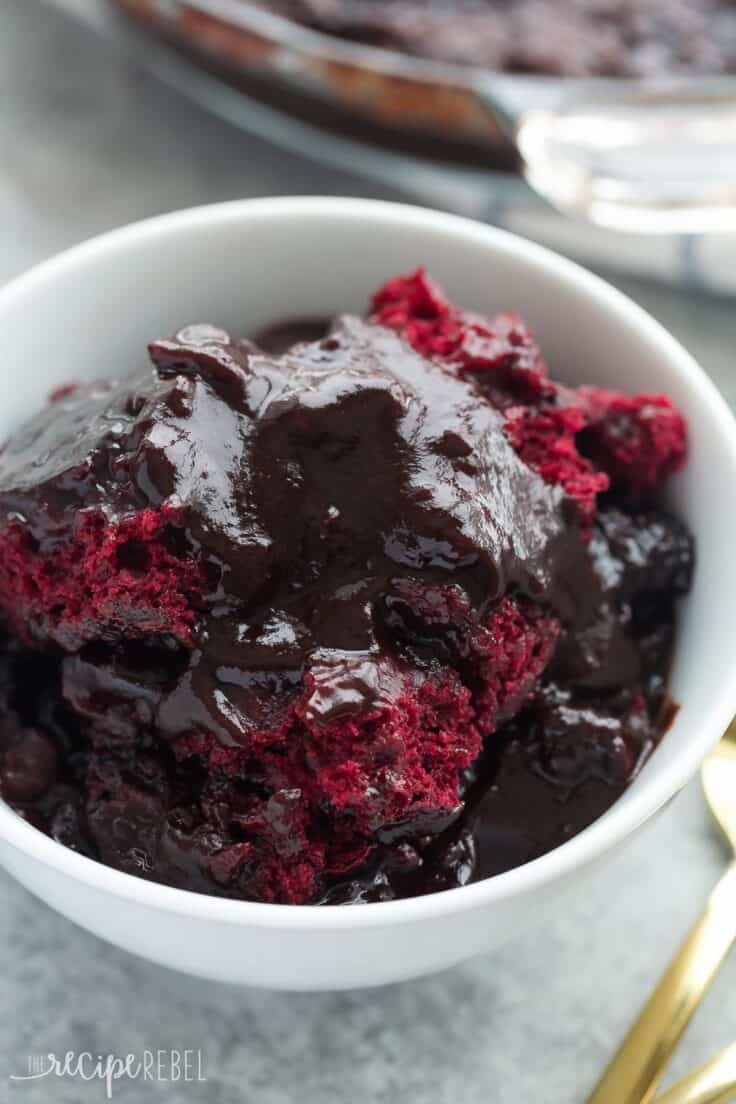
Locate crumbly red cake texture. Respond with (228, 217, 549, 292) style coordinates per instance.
(164, 593, 556, 902)
(0, 271, 692, 904)
(171, 665, 479, 902)
(0, 505, 205, 650)
(371, 268, 686, 521)
(468, 597, 560, 732)
(576, 386, 688, 496)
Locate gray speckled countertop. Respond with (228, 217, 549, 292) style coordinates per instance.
(2, 3, 736, 1101)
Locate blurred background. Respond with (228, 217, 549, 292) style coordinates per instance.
(2, 2, 736, 1101)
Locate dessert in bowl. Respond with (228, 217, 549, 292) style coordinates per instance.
(0, 270, 691, 905)
(260, 0, 736, 77)
(0, 198, 735, 988)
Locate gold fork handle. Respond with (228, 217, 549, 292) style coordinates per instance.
(586, 862, 736, 1104)
(655, 1042, 736, 1104)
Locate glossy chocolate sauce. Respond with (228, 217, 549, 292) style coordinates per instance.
(0, 311, 693, 904)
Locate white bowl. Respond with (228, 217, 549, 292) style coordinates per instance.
(1, 198, 736, 991)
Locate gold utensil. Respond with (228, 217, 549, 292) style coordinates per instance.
(655, 1042, 736, 1104)
(585, 719, 736, 1104)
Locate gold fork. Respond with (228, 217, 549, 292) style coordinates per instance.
(656, 1042, 736, 1104)
(586, 719, 736, 1104)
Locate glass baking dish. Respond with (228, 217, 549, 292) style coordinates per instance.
(113, 0, 736, 232)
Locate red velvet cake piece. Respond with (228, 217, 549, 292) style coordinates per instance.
(372, 267, 552, 402)
(504, 406, 610, 526)
(468, 597, 561, 732)
(0, 506, 205, 649)
(371, 269, 605, 522)
(0, 273, 693, 905)
(155, 660, 479, 902)
(0, 364, 221, 648)
(371, 268, 687, 519)
(576, 387, 687, 495)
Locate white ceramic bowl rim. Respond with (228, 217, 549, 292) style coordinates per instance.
(1, 197, 735, 932)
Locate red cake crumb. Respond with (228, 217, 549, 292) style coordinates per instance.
(371, 269, 601, 521)
(371, 269, 686, 519)
(504, 406, 609, 524)
(379, 581, 557, 731)
(372, 267, 552, 403)
(469, 597, 560, 731)
(166, 594, 562, 902)
(297, 668, 479, 831)
(171, 668, 480, 902)
(576, 388, 687, 495)
(0, 505, 205, 649)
